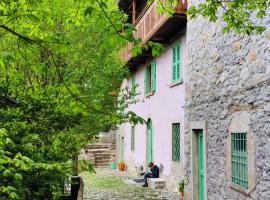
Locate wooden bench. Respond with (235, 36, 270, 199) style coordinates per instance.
(148, 178, 166, 189)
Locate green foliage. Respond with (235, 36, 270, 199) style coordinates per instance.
(0, 0, 142, 199)
(178, 180, 184, 193)
(155, 0, 269, 34)
(186, 0, 269, 34)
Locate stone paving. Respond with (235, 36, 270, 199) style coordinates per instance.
(82, 168, 180, 200)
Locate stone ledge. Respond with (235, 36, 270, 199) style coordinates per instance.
(148, 178, 166, 189)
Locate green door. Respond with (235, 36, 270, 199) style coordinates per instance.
(147, 119, 153, 164)
(198, 130, 204, 200)
(120, 137, 124, 161)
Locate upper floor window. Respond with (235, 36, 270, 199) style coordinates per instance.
(231, 133, 248, 189)
(172, 43, 181, 83)
(172, 123, 180, 162)
(144, 61, 156, 95)
(131, 75, 136, 100)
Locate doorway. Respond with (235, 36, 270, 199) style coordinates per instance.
(192, 128, 206, 200)
(146, 119, 153, 165)
(120, 136, 125, 161)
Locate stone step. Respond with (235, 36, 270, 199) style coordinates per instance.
(148, 178, 166, 189)
(95, 159, 112, 163)
(85, 144, 115, 149)
(94, 153, 115, 157)
(94, 165, 110, 168)
(85, 148, 115, 154)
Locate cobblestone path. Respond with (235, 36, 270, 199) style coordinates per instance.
(82, 169, 180, 200)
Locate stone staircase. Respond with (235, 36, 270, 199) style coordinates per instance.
(80, 143, 116, 168)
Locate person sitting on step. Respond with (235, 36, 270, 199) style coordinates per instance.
(142, 162, 159, 187)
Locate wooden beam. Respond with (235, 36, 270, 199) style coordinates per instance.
(132, 0, 136, 24)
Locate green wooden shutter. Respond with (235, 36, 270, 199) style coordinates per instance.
(172, 46, 176, 83)
(176, 43, 181, 80)
(172, 43, 181, 83)
(144, 66, 147, 95)
(151, 61, 156, 92)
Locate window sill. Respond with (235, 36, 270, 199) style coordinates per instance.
(145, 92, 154, 98)
(230, 184, 251, 197)
(170, 79, 183, 88)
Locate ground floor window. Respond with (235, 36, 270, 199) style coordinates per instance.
(172, 123, 180, 162)
(231, 132, 248, 189)
(131, 126, 135, 151)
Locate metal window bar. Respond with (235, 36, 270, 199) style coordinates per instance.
(231, 133, 248, 189)
(172, 123, 180, 162)
(131, 126, 135, 151)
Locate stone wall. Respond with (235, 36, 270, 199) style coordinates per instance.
(184, 8, 270, 200)
(98, 131, 116, 144)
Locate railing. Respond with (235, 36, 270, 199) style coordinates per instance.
(121, 0, 187, 62)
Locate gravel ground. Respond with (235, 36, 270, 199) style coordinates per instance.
(82, 168, 180, 200)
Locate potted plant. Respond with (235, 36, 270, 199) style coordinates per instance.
(117, 161, 125, 171)
(178, 180, 184, 200)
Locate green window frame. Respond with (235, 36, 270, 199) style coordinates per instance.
(131, 126, 135, 151)
(172, 123, 180, 162)
(231, 133, 248, 189)
(144, 61, 156, 95)
(131, 75, 136, 101)
(172, 43, 181, 83)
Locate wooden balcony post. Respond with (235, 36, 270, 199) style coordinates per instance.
(132, 0, 136, 24)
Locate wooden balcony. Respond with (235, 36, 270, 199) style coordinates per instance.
(121, 0, 187, 66)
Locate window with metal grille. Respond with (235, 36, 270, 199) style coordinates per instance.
(172, 43, 181, 83)
(131, 75, 136, 101)
(131, 126, 135, 151)
(172, 123, 180, 162)
(231, 133, 248, 189)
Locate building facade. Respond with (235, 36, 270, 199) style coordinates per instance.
(184, 3, 270, 200)
(117, 0, 270, 199)
(117, 0, 187, 190)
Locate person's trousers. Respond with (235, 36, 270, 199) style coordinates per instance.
(144, 172, 151, 184)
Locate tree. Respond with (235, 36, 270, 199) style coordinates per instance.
(156, 0, 270, 34)
(0, 0, 142, 199)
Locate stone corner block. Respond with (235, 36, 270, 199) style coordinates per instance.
(148, 178, 166, 189)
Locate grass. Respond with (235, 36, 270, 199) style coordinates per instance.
(82, 172, 131, 190)
(81, 171, 161, 199)
(81, 171, 156, 194)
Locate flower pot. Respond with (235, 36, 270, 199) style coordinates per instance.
(180, 192, 184, 200)
(118, 163, 125, 171)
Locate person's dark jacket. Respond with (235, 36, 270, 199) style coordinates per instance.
(150, 165, 159, 178)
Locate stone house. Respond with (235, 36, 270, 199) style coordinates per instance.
(117, 0, 270, 199)
(183, 2, 270, 200)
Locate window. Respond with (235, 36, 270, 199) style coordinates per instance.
(144, 61, 156, 95)
(172, 43, 181, 83)
(172, 123, 180, 162)
(131, 75, 136, 100)
(231, 133, 248, 189)
(131, 126, 135, 151)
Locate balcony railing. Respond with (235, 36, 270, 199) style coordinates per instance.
(121, 0, 187, 63)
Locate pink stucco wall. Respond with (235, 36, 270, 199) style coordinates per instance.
(118, 34, 187, 177)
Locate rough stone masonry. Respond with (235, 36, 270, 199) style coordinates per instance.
(184, 3, 270, 200)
